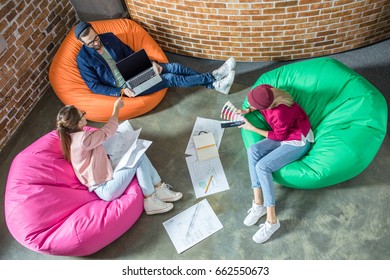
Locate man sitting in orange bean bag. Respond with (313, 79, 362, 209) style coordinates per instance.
(74, 22, 237, 96)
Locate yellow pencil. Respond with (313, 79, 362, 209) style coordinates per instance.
(120, 89, 124, 98)
(204, 175, 213, 193)
(196, 143, 216, 150)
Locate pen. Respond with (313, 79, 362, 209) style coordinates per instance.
(204, 175, 213, 193)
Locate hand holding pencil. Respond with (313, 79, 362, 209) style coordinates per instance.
(120, 88, 136, 98)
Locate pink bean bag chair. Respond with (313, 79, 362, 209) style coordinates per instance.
(4, 128, 144, 256)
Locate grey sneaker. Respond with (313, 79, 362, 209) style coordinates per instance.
(252, 220, 280, 244)
(212, 57, 236, 80)
(144, 192, 173, 215)
(155, 182, 183, 202)
(243, 200, 267, 226)
(213, 70, 235, 94)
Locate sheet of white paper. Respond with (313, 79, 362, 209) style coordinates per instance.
(185, 117, 224, 156)
(103, 121, 151, 171)
(103, 121, 135, 154)
(185, 155, 230, 198)
(117, 120, 135, 133)
(115, 139, 152, 171)
(114, 129, 141, 167)
(163, 199, 223, 254)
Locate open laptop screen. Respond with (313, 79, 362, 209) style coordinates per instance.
(116, 49, 152, 80)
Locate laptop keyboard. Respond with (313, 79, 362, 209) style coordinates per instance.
(128, 69, 156, 88)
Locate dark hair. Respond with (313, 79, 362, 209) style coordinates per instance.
(56, 105, 82, 161)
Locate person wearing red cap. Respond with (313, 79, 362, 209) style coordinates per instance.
(239, 84, 314, 244)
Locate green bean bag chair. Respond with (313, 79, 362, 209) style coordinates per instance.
(241, 57, 387, 189)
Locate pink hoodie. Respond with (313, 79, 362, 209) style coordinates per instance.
(70, 117, 118, 187)
(261, 103, 311, 141)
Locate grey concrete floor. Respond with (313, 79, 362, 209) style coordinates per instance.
(1, 39, 389, 260)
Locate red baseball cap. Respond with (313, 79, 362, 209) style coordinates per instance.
(248, 84, 274, 110)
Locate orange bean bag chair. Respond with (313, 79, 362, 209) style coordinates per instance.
(49, 19, 168, 122)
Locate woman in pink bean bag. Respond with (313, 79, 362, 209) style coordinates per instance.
(4, 126, 144, 256)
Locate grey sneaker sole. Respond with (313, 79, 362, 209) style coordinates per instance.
(145, 204, 174, 215)
(159, 192, 183, 202)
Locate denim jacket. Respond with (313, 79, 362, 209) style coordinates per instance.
(76, 33, 134, 96)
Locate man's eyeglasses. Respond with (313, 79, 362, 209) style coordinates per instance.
(85, 35, 100, 47)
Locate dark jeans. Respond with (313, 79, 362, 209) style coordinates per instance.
(138, 63, 215, 96)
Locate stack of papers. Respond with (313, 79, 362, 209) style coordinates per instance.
(102, 121, 152, 172)
(184, 117, 230, 198)
(163, 117, 231, 254)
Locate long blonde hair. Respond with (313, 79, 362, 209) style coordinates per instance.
(56, 105, 82, 161)
(269, 88, 295, 108)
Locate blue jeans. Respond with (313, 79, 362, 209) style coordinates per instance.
(247, 138, 311, 207)
(93, 154, 161, 201)
(139, 63, 215, 95)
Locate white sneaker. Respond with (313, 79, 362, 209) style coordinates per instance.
(243, 201, 267, 226)
(155, 182, 183, 202)
(144, 192, 173, 215)
(212, 57, 236, 80)
(213, 70, 235, 94)
(252, 220, 280, 244)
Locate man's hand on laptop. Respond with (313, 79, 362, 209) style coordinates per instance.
(123, 88, 136, 98)
(152, 61, 163, 74)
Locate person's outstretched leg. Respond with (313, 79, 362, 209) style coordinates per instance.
(147, 63, 215, 91)
(162, 62, 203, 76)
(135, 154, 161, 196)
(136, 154, 182, 215)
(244, 139, 279, 226)
(139, 59, 236, 95)
(136, 154, 182, 202)
(251, 142, 310, 243)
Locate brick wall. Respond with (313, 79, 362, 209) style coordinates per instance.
(1, 1, 389, 151)
(0, 0, 77, 151)
(125, 0, 390, 61)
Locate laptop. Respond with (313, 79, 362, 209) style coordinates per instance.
(115, 49, 162, 96)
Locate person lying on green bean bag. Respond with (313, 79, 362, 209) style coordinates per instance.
(241, 57, 387, 189)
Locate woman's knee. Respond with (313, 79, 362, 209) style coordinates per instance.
(247, 145, 257, 158)
(248, 141, 268, 156)
(256, 161, 272, 174)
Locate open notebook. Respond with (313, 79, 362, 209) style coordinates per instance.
(193, 132, 219, 161)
